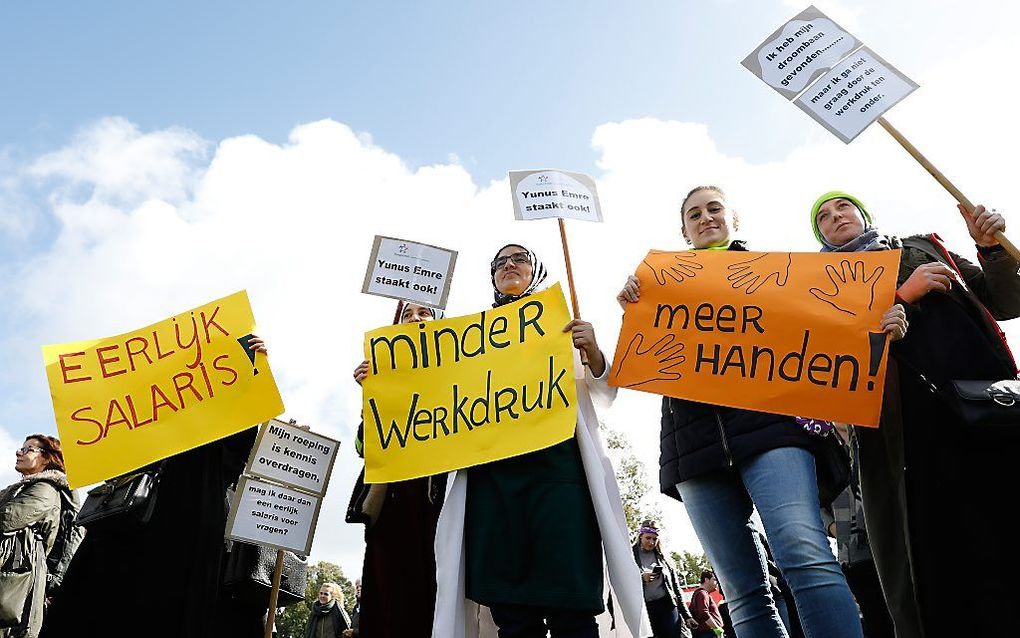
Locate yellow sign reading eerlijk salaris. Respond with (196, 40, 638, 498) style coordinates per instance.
(43, 290, 285, 488)
(362, 284, 577, 483)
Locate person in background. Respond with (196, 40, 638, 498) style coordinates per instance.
(346, 301, 448, 638)
(342, 579, 360, 638)
(1, 435, 72, 638)
(809, 191, 1020, 636)
(632, 520, 696, 638)
(689, 570, 724, 638)
(304, 583, 350, 638)
(820, 424, 893, 638)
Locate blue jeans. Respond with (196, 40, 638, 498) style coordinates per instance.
(677, 447, 862, 638)
(645, 595, 681, 637)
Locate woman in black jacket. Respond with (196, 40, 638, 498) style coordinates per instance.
(617, 186, 905, 638)
(631, 520, 697, 638)
(42, 339, 267, 638)
(810, 191, 1020, 638)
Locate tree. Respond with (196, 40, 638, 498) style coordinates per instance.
(670, 549, 713, 587)
(276, 561, 357, 638)
(601, 422, 661, 534)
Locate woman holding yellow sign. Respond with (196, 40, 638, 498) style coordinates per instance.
(616, 186, 901, 638)
(347, 300, 448, 638)
(433, 244, 647, 638)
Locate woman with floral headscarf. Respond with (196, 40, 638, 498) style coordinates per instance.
(433, 244, 648, 638)
(810, 191, 1020, 638)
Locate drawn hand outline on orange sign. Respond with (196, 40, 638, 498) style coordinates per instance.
(809, 259, 886, 316)
(726, 253, 792, 294)
(613, 333, 686, 387)
(642, 252, 703, 285)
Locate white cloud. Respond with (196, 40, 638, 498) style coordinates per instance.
(4, 12, 1020, 574)
(0, 425, 21, 489)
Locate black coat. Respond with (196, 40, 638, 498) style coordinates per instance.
(42, 428, 257, 638)
(631, 544, 693, 621)
(859, 234, 1020, 633)
(303, 603, 349, 638)
(891, 235, 1020, 384)
(658, 398, 817, 499)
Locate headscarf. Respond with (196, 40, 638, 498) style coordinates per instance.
(392, 300, 445, 325)
(490, 243, 548, 307)
(810, 190, 898, 252)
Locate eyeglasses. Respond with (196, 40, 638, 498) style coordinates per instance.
(16, 446, 43, 455)
(491, 251, 530, 270)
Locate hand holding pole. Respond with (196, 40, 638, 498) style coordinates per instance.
(878, 116, 1020, 260)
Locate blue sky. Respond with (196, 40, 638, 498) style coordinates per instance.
(3, 2, 832, 182)
(3, 0, 1019, 576)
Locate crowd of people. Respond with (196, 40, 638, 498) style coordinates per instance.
(1, 186, 1016, 638)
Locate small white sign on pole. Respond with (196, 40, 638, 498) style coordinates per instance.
(362, 236, 458, 309)
(741, 5, 860, 100)
(742, 5, 917, 144)
(243, 418, 340, 496)
(509, 169, 604, 223)
(226, 476, 322, 554)
(794, 47, 918, 143)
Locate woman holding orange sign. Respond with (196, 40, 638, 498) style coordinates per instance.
(809, 191, 1020, 637)
(617, 186, 905, 638)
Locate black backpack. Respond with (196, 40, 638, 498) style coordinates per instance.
(41, 482, 85, 595)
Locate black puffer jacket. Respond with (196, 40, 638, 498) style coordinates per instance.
(659, 399, 817, 500)
(657, 241, 817, 500)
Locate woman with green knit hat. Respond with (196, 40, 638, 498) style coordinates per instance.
(809, 192, 1020, 638)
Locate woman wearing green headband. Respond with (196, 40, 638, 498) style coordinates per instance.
(810, 192, 1020, 638)
(618, 186, 886, 638)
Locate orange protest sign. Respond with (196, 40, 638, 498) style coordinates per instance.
(609, 250, 901, 427)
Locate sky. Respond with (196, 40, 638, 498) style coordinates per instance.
(2, 0, 1019, 581)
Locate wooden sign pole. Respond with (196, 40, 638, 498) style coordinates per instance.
(557, 218, 588, 365)
(264, 549, 286, 638)
(877, 116, 1020, 260)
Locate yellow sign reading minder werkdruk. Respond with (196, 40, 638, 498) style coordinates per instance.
(362, 284, 577, 483)
(43, 291, 285, 488)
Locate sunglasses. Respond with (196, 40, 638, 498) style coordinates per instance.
(16, 445, 43, 455)
(491, 251, 531, 270)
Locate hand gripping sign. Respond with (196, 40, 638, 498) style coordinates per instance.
(362, 284, 577, 483)
(742, 6, 1020, 259)
(610, 250, 901, 427)
(226, 419, 339, 555)
(742, 5, 917, 143)
(508, 169, 604, 223)
(43, 290, 284, 488)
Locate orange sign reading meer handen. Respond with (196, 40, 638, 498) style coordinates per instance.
(609, 249, 901, 427)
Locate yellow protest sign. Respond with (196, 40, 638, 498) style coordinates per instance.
(362, 284, 577, 483)
(43, 291, 285, 488)
(610, 250, 901, 427)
